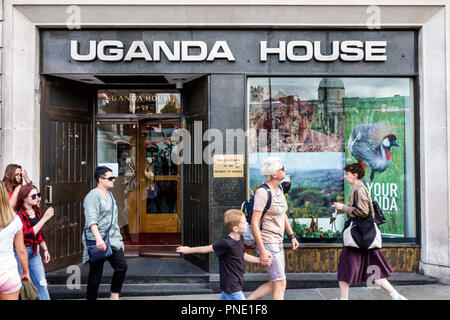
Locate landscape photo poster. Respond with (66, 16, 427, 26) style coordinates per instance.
(249, 152, 345, 221)
(248, 77, 347, 236)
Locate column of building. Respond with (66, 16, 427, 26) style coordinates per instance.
(0, 0, 3, 170)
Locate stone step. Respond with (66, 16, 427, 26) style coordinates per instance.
(48, 283, 214, 300)
(237, 272, 439, 291)
(47, 274, 209, 285)
(48, 272, 438, 299)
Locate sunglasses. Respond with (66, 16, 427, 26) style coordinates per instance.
(30, 193, 41, 200)
(101, 176, 116, 181)
(278, 166, 286, 172)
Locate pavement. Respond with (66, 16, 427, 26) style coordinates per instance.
(46, 257, 447, 300)
(113, 284, 450, 300)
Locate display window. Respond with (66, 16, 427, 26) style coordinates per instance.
(247, 77, 415, 242)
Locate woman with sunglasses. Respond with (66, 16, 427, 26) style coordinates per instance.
(14, 185, 54, 300)
(82, 166, 127, 300)
(247, 157, 299, 301)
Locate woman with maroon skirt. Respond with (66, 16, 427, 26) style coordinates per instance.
(332, 161, 407, 300)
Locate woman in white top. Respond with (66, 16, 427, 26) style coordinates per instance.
(0, 183, 31, 300)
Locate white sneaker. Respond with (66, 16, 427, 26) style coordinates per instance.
(391, 294, 408, 300)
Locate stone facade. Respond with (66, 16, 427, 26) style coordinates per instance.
(0, 0, 3, 169)
(1, 1, 449, 282)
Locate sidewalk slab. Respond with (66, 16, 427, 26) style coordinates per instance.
(113, 284, 450, 300)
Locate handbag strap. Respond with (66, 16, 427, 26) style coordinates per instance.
(84, 191, 115, 240)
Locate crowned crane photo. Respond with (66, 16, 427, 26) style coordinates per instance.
(348, 123, 401, 182)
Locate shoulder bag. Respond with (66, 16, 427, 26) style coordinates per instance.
(343, 188, 382, 251)
(84, 192, 114, 262)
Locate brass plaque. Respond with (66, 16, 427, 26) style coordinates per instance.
(213, 154, 244, 178)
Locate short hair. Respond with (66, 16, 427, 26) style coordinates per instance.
(223, 209, 245, 231)
(261, 157, 283, 180)
(94, 166, 113, 182)
(344, 160, 367, 179)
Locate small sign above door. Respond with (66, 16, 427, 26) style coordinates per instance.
(213, 154, 244, 178)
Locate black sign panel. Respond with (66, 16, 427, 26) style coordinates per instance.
(41, 29, 416, 75)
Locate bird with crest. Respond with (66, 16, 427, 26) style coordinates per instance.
(348, 123, 400, 182)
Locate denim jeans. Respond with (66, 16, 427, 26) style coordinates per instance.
(221, 291, 246, 300)
(14, 247, 51, 300)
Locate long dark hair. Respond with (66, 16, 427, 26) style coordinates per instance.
(2, 164, 22, 193)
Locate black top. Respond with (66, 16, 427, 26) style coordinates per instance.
(29, 216, 40, 228)
(212, 235, 245, 294)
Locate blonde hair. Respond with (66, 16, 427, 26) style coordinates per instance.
(0, 183, 15, 229)
(261, 157, 283, 180)
(223, 209, 245, 231)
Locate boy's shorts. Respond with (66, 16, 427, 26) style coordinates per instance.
(256, 243, 286, 282)
(221, 291, 246, 300)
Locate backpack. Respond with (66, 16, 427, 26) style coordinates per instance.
(241, 183, 281, 247)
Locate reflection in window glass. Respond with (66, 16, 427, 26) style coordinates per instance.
(146, 181, 178, 214)
(97, 123, 138, 242)
(97, 90, 181, 114)
(141, 122, 180, 215)
(248, 77, 415, 241)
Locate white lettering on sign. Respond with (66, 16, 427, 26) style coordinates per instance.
(70, 39, 387, 62)
(367, 182, 398, 214)
(260, 40, 387, 62)
(70, 40, 235, 62)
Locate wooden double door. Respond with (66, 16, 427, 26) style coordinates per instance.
(97, 120, 182, 253)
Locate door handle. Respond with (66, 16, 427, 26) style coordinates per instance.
(45, 186, 53, 204)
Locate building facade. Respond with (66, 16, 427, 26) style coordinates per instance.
(1, 1, 449, 282)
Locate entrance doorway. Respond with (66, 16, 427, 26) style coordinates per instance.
(96, 90, 183, 257)
(41, 75, 210, 271)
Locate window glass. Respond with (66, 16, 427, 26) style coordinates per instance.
(97, 123, 138, 240)
(248, 77, 415, 242)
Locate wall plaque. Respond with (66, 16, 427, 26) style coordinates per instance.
(213, 154, 244, 178)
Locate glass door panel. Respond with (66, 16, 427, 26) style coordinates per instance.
(97, 123, 138, 245)
(139, 121, 181, 234)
